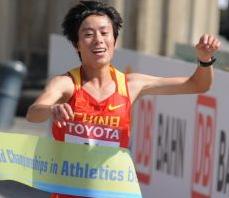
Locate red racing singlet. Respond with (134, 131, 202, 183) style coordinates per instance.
(51, 66, 131, 198)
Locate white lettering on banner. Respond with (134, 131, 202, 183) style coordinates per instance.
(156, 113, 186, 178)
(216, 130, 229, 195)
(134, 98, 154, 185)
(65, 122, 120, 147)
(192, 95, 216, 198)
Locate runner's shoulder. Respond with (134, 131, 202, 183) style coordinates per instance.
(126, 73, 143, 83)
(46, 73, 75, 94)
(50, 73, 73, 85)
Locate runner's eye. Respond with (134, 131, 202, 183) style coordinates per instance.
(85, 32, 93, 37)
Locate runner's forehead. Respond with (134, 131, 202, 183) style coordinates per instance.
(79, 15, 113, 31)
(81, 26, 111, 32)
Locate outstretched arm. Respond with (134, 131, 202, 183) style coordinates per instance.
(26, 75, 75, 127)
(127, 34, 221, 103)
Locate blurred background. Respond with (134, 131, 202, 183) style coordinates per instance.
(1, 0, 229, 197)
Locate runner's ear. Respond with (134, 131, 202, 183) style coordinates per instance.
(114, 40, 118, 49)
(74, 41, 79, 51)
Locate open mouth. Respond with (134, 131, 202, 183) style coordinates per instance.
(92, 48, 106, 55)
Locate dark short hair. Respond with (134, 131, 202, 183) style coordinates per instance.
(62, 0, 123, 47)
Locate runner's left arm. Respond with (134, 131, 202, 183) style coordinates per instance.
(127, 34, 221, 103)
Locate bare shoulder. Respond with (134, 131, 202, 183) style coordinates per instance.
(126, 73, 147, 103)
(126, 72, 173, 102)
(126, 73, 157, 87)
(48, 74, 74, 89)
(126, 73, 142, 80)
(44, 74, 75, 100)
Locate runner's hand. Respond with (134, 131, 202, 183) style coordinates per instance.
(50, 103, 74, 128)
(195, 34, 221, 62)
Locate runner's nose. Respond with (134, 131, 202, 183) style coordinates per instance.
(94, 32, 103, 44)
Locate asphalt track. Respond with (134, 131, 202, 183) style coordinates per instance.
(0, 118, 50, 198)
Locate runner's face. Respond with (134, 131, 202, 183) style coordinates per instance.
(78, 15, 115, 68)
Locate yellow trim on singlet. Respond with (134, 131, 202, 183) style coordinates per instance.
(112, 67, 128, 97)
(69, 66, 128, 97)
(69, 67, 81, 90)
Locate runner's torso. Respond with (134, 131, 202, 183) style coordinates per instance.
(51, 66, 131, 198)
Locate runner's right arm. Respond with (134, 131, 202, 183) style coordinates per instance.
(26, 75, 75, 127)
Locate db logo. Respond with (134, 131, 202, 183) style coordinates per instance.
(191, 95, 217, 198)
(134, 97, 154, 185)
